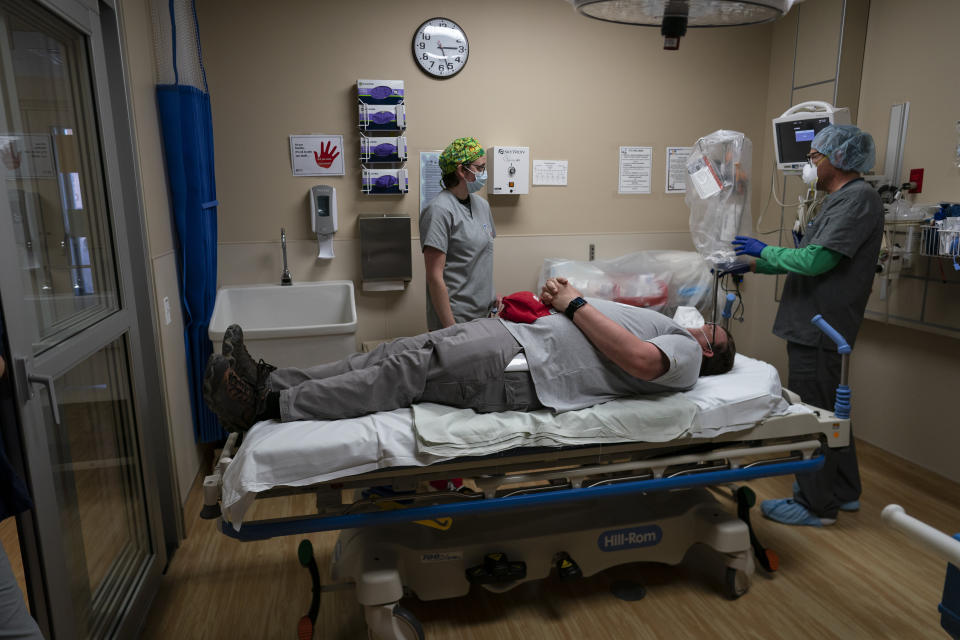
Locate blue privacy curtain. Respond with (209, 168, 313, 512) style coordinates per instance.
(154, 0, 223, 441)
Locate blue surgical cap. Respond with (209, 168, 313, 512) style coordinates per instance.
(811, 124, 876, 173)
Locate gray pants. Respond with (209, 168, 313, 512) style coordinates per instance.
(0, 539, 43, 640)
(270, 319, 542, 421)
(787, 342, 861, 519)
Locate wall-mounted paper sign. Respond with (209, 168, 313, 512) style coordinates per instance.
(420, 151, 442, 213)
(665, 146, 692, 193)
(0, 134, 55, 179)
(618, 146, 652, 194)
(533, 160, 568, 186)
(290, 134, 344, 176)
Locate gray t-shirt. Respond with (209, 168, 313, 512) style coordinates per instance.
(501, 298, 702, 412)
(420, 190, 496, 331)
(774, 178, 883, 348)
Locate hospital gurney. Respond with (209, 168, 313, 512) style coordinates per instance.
(202, 319, 853, 640)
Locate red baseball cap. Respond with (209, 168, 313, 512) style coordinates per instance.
(500, 291, 553, 324)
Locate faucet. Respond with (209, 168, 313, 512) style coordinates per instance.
(280, 227, 292, 286)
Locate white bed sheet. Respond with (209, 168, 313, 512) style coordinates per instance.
(221, 354, 789, 527)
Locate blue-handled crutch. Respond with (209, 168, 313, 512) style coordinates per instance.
(811, 314, 851, 419)
(721, 293, 736, 331)
(710, 266, 741, 330)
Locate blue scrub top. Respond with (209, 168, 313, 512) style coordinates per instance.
(0, 318, 33, 521)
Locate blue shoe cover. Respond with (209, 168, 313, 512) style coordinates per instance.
(791, 482, 859, 512)
(761, 498, 835, 527)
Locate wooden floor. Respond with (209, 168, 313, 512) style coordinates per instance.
(141, 439, 960, 639)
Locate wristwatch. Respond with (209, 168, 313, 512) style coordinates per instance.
(564, 296, 588, 320)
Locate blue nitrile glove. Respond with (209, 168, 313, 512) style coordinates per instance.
(732, 236, 768, 258)
(714, 262, 750, 276)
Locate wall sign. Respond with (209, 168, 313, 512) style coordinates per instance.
(290, 134, 344, 176)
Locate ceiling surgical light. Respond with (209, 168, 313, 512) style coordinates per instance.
(568, 0, 805, 50)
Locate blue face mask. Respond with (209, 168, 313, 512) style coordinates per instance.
(467, 171, 486, 193)
(465, 165, 487, 194)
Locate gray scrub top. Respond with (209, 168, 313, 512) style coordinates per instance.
(420, 189, 496, 331)
(774, 178, 883, 348)
(501, 298, 702, 412)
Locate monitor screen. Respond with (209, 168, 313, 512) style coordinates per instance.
(775, 116, 832, 164)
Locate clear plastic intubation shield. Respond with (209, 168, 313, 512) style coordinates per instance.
(685, 130, 753, 267)
(537, 250, 715, 318)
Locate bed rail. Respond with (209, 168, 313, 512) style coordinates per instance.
(882, 504, 960, 567)
(220, 449, 824, 541)
(201, 432, 240, 519)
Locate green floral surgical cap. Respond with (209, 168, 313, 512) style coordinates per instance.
(439, 137, 484, 175)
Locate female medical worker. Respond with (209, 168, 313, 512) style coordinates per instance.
(420, 137, 497, 330)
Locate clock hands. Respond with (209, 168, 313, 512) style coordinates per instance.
(414, 18, 467, 77)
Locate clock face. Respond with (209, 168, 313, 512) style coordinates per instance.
(413, 17, 469, 78)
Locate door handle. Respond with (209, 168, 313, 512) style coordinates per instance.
(28, 373, 61, 426)
(15, 358, 62, 425)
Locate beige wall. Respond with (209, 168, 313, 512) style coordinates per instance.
(120, 0, 200, 508)
(733, 8, 794, 376)
(859, 0, 958, 204)
(195, 0, 775, 342)
(846, 0, 960, 482)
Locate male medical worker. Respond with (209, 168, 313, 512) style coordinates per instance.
(420, 137, 498, 331)
(730, 124, 882, 527)
(203, 278, 736, 432)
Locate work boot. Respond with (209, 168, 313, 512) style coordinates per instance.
(222, 324, 257, 383)
(202, 353, 267, 432)
(223, 324, 277, 387)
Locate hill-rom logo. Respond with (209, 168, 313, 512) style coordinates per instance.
(597, 525, 662, 551)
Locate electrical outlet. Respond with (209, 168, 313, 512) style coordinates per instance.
(909, 168, 924, 193)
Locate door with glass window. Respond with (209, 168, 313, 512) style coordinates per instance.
(0, 0, 166, 637)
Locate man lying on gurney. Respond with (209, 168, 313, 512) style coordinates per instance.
(203, 277, 736, 432)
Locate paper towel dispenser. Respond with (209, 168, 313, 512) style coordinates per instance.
(359, 215, 412, 288)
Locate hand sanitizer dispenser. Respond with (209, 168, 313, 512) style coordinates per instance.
(310, 185, 338, 258)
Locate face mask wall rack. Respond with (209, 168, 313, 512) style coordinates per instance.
(358, 79, 408, 195)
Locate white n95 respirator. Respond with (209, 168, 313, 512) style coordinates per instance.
(801, 161, 818, 186)
(673, 306, 705, 328)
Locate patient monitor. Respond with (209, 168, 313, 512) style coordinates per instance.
(773, 101, 850, 173)
(310, 185, 337, 235)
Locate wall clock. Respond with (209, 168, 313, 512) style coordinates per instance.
(412, 17, 469, 79)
